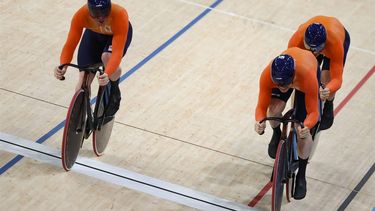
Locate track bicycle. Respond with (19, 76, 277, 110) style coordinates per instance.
(60, 63, 115, 171)
(260, 108, 302, 211)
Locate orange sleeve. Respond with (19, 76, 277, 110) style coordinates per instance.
(255, 65, 273, 122)
(104, 9, 129, 76)
(325, 43, 344, 92)
(60, 9, 85, 65)
(301, 72, 319, 128)
(288, 30, 304, 49)
(288, 24, 306, 49)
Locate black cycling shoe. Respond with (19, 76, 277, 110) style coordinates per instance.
(319, 99, 334, 130)
(294, 174, 307, 200)
(268, 127, 281, 159)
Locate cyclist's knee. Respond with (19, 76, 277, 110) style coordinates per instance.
(101, 52, 111, 64)
(320, 70, 330, 85)
(268, 98, 286, 116)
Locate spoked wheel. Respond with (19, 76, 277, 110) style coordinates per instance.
(272, 139, 287, 211)
(92, 85, 114, 156)
(61, 90, 87, 171)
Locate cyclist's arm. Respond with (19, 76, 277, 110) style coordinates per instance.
(255, 66, 273, 121)
(104, 9, 129, 76)
(288, 22, 309, 49)
(288, 29, 304, 49)
(60, 10, 85, 65)
(325, 44, 344, 93)
(303, 76, 320, 128)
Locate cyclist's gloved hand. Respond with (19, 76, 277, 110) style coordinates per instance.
(54, 66, 67, 80)
(255, 121, 266, 135)
(98, 73, 109, 86)
(320, 86, 331, 101)
(298, 126, 310, 139)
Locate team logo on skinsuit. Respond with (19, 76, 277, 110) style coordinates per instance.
(104, 25, 112, 33)
(99, 25, 112, 33)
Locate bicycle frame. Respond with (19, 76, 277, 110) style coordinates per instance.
(60, 63, 105, 135)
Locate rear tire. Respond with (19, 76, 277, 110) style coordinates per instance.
(92, 85, 114, 156)
(61, 90, 87, 171)
(93, 116, 114, 156)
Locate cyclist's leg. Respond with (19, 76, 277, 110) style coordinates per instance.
(101, 22, 133, 117)
(293, 90, 315, 200)
(77, 29, 106, 92)
(77, 29, 108, 134)
(267, 88, 293, 159)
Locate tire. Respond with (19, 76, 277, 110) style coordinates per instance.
(272, 139, 287, 211)
(92, 85, 114, 156)
(61, 90, 87, 171)
(93, 116, 114, 156)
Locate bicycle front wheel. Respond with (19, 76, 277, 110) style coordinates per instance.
(61, 90, 87, 171)
(272, 139, 287, 211)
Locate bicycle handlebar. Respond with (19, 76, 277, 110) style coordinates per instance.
(260, 117, 304, 128)
(258, 109, 304, 135)
(58, 63, 104, 81)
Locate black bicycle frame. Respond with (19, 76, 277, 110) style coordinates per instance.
(59, 63, 105, 136)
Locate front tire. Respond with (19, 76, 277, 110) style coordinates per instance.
(61, 90, 87, 171)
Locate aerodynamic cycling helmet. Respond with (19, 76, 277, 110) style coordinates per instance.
(271, 54, 295, 86)
(88, 0, 111, 18)
(304, 23, 327, 53)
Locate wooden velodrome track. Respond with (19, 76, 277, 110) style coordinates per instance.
(1, 0, 374, 210)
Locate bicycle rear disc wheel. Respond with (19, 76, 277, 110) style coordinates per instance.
(272, 139, 287, 211)
(93, 116, 114, 156)
(92, 85, 114, 156)
(61, 90, 87, 171)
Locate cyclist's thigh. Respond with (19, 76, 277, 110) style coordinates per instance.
(294, 90, 322, 123)
(103, 22, 133, 57)
(78, 29, 109, 67)
(294, 90, 307, 123)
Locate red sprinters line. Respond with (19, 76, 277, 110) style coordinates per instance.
(248, 65, 374, 207)
(334, 65, 374, 116)
(248, 181, 272, 207)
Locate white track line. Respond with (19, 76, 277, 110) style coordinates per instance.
(179, 0, 375, 56)
(0, 132, 255, 211)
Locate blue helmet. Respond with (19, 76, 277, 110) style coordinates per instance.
(304, 23, 326, 52)
(88, 0, 111, 18)
(271, 54, 295, 86)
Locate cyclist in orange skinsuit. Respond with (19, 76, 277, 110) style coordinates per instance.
(54, 0, 132, 117)
(288, 15, 350, 130)
(255, 47, 320, 199)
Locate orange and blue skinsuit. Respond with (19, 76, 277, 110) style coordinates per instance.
(60, 3, 130, 76)
(255, 47, 320, 129)
(288, 15, 350, 93)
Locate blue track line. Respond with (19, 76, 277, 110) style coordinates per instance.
(0, 0, 223, 175)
